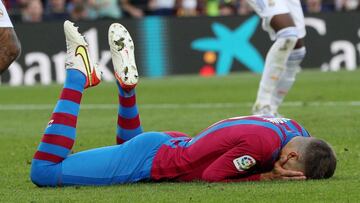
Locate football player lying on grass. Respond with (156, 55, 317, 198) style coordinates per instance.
(30, 21, 337, 187)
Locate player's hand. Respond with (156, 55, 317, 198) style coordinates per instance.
(260, 159, 306, 181)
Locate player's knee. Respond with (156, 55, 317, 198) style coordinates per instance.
(270, 13, 296, 32)
(7, 39, 21, 62)
(30, 160, 60, 187)
(268, 27, 298, 63)
(0, 39, 21, 73)
(275, 27, 298, 48)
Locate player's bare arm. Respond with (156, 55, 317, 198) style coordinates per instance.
(0, 27, 21, 73)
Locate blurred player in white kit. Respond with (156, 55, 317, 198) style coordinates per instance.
(0, 1, 21, 74)
(247, 0, 306, 116)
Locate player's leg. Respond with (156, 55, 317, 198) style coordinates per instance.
(0, 2, 21, 73)
(30, 21, 167, 187)
(115, 82, 143, 144)
(252, 14, 298, 115)
(270, 0, 307, 113)
(271, 39, 306, 112)
(30, 21, 101, 186)
(108, 23, 143, 144)
(247, 0, 298, 115)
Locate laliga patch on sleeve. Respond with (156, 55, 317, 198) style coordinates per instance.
(233, 155, 256, 171)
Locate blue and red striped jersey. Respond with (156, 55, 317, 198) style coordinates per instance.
(151, 116, 310, 182)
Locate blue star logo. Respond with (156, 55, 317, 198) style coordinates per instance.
(191, 15, 264, 75)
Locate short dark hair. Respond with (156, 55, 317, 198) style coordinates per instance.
(303, 138, 337, 179)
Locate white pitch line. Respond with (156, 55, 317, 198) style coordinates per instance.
(0, 101, 359, 111)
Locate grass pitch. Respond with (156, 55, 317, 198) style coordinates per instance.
(0, 70, 359, 202)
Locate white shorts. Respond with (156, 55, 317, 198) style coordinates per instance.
(0, 1, 13, 27)
(247, 0, 306, 40)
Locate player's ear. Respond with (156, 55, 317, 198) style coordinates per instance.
(287, 151, 299, 160)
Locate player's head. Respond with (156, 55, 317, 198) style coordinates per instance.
(279, 137, 337, 179)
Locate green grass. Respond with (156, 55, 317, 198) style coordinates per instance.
(0, 70, 359, 202)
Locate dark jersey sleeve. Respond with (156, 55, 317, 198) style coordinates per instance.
(201, 141, 263, 182)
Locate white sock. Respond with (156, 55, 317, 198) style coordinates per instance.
(271, 47, 306, 112)
(254, 27, 298, 113)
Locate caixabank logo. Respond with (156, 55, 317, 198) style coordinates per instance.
(191, 15, 264, 76)
(1, 14, 359, 86)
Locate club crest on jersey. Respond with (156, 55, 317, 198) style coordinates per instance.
(233, 155, 256, 171)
